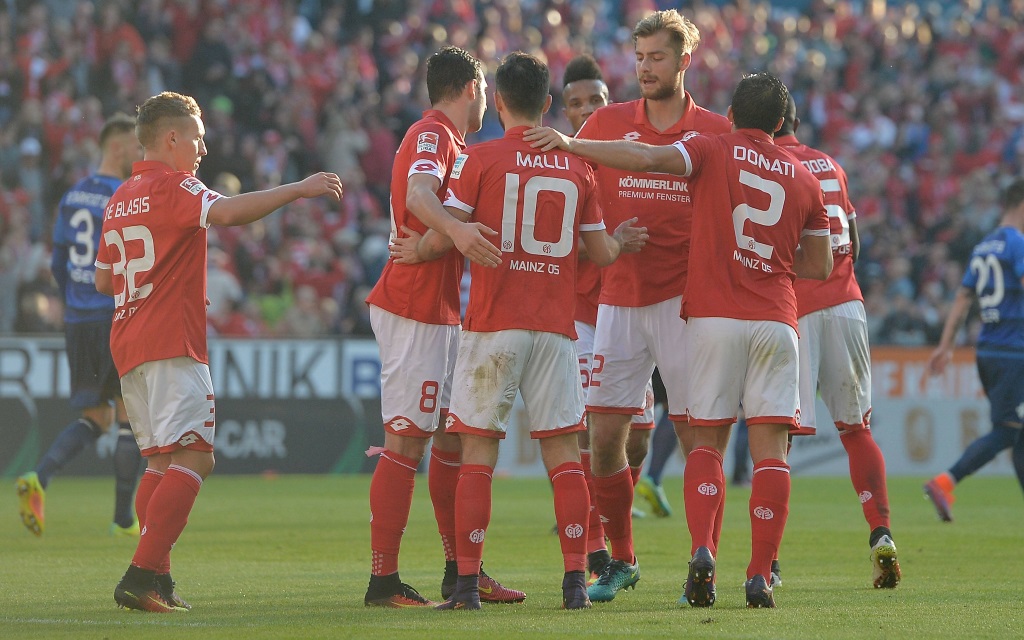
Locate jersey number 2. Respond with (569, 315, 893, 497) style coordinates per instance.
(104, 225, 156, 307)
(733, 170, 785, 259)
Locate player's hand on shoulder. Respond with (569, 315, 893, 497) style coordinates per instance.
(297, 172, 344, 201)
(390, 226, 424, 265)
(451, 221, 502, 268)
(524, 127, 572, 153)
(614, 217, 649, 253)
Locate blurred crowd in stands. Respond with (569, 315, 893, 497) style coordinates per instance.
(1, 0, 1022, 346)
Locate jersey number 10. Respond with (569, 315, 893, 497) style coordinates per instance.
(500, 174, 578, 258)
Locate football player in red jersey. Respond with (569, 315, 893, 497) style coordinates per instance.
(526, 72, 833, 608)
(557, 10, 732, 604)
(96, 91, 342, 612)
(407, 51, 645, 610)
(363, 46, 522, 607)
(775, 96, 901, 589)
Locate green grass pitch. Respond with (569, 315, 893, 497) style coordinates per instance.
(2, 474, 1020, 639)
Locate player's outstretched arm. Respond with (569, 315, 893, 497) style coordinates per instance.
(581, 217, 648, 267)
(523, 127, 687, 175)
(390, 225, 456, 264)
(206, 172, 343, 227)
(407, 173, 501, 267)
(927, 286, 975, 375)
(793, 234, 833, 281)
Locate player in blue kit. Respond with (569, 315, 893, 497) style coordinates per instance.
(16, 114, 144, 537)
(926, 178, 1024, 521)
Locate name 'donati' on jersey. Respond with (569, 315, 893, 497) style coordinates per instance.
(733, 146, 796, 178)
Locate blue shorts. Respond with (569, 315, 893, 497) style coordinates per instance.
(977, 353, 1024, 428)
(65, 318, 121, 410)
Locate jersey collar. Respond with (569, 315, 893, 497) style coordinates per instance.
(774, 134, 800, 147)
(737, 128, 776, 145)
(503, 125, 531, 138)
(634, 91, 699, 135)
(423, 109, 466, 148)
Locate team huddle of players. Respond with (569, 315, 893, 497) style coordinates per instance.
(364, 10, 902, 611)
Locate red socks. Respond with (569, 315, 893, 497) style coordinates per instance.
(580, 451, 606, 554)
(454, 464, 493, 576)
(369, 449, 418, 576)
(592, 467, 634, 563)
(748, 459, 790, 580)
(429, 446, 461, 562)
(683, 447, 725, 555)
(549, 462, 590, 572)
(134, 468, 171, 573)
(840, 429, 891, 530)
(131, 465, 202, 572)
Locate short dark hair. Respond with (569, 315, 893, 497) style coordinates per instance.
(495, 51, 549, 120)
(562, 54, 603, 88)
(426, 46, 481, 105)
(136, 92, 201, 147)
(1002, 178, 1024, 211)
(99, 112, 137, 148)
(730, 73, 789, 134)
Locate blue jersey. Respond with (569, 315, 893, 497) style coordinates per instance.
(51, 174, 122, 323)
(961, 225, 1024, 353)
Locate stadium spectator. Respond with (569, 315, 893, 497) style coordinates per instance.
(0, 0, 1021, 340)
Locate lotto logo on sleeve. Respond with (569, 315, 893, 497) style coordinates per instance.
(417, 132, 439, 154)
(179, 177, 205, 195)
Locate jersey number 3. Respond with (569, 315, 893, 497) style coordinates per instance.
(104, 225, 156, 307)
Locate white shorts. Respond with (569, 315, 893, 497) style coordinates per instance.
(120, 357, 216, 456)
(370, 305, 459, 437)
(796, 300, 872, 435)
(587, 296, 689, 421)
(448, 329, 586, 439)
(686, 317, 800, 429)
(575, 320, 655, 429)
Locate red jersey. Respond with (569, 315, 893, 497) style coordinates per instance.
(673, 129, 829, 330)
(95, 161, 224, 375)
(575, 95, 730, 307)
(775, 135, 864, 316)
(365, 110, 466, 325)
(443, 126, 605, 338)
(575, 259, 601, 326)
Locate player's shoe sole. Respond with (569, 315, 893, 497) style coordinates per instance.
(636, 476, 672, 517)
(870, 535, 901, 589)
(744, 574, 776, 608)
(365, 581, 436, 608)
(587, 558, 640, 602)
(110, 520, 141, 537)
(681, 546, 716, 607)
(924, 479, 954, 522)
(16, 472, 45, 537)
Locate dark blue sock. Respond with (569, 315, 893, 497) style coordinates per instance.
(949, 426, 1017, 482)
(646, 411, 677, 485)
(1010, 429, 1024, 497)
(112, 423, 142, 527)
(35, 418, 101, 488)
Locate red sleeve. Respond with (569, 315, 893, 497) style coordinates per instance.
(803, 182, 830, 233)
(407, 123, 456, 182)
(579, 166, 604, 229)
(442, 150, 481, 217)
